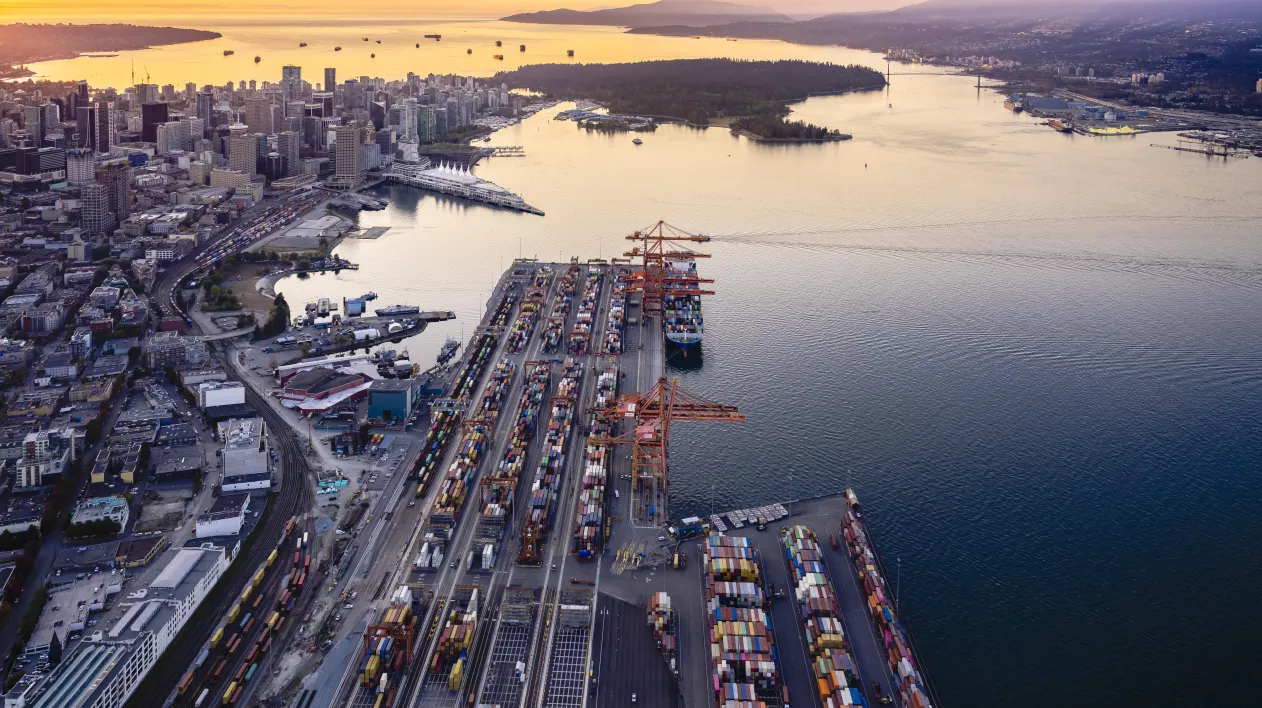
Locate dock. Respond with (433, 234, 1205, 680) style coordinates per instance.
(306, 256, 935, 708)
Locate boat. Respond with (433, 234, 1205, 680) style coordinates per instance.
(376, 39, 381, 44)
(375, 305, 420, 316)
(334, 46, 342, 51)
(223, 50, 234, 56)
(519, 44, 526, 51)
(370, 53, 375, 58)
(632, 138, 643, 145)
(362, 291, 378, 301)
(495, 40, 502, 47)
(567, 49, 575, 57)
(424, 34, 441, 40)
(493, 54, 503, 60)
(362, 37, 369, 41)
(1048, 118, 1073, 133)
(1004, 96, 1024, 112)
(299, 42, 307, 47)
(663, 258, 703, 350)
(254, 56, 261, 63)
(415, 43, 420, 48)
(436, 338, 461, 365)
(467, 48, 472, 54)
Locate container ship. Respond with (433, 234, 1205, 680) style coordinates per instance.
(541, 263, 579, 354)
(568, 268, 602, 354)
(472, 361, 551, 570)
(841, 490, 936, 708)
(1048, 118, 1073, 133)
(648, 591, 678, 675)
(782, 525, 866, 708)
(223, 50, 234, 56)
(573, 359, 617, 559)
(664, 258, 704, 350)
(376, 304, 420, 316)
(507, 268, 550, 354)
(519, 358, 584, 565)
(703, 534, 786, 706)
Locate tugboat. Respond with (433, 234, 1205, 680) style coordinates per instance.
(436, 337, 461, 365)
(223, 49, 234, 56)
(362, 291, 378, 301)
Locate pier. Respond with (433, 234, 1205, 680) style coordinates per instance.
(382, 161, 543, 215)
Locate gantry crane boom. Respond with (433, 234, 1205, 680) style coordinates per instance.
(590, 376, 744, 525)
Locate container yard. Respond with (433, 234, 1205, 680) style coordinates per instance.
(310, 245, 934, 708)
(350, 587, 420, 708)
(782, 524, 866, 708)
(703, 534, 786, 708)
(518, 357, 585, 566)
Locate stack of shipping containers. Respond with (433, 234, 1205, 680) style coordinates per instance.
(703, 534, 783, 708)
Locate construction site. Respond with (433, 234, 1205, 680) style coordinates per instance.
(291, 222, 934, 708)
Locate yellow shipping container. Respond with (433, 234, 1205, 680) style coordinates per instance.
(448, 658, 464, 691)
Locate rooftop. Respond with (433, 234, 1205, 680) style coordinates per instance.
(53, 542, 120, 572)
(221, 418, 263, 452)
(200, 493, 248, 522)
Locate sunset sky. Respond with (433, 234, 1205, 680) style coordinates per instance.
(0, 0, 918, 24)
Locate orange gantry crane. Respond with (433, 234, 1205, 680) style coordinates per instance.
(591, 376, 744, 525)
(624, 220, 715, 318)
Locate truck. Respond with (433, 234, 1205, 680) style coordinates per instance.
(830, 533, 839, 550)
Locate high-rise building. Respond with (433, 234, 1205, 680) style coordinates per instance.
(400, 99, 418, 142)
(282, 65, 302, 100)
(97, 162, 131, 222)
(22, 106, 43, 146)
(227, 131, 266, 176)
(94, 102, 113, 154)
(80, 182, 115, 234)
(141, 102, 168, 142)
(344, 79, 364, 110)
(332, 123, 362, 187)
(276, 131, 299, 178)
(324, 68, 336, 94)
(312, 92, 334, 118)
(66, 148, 94, 185)
(369, 101, 386, 131)
(75, 106, 95, 149)
(76, 80, 89, 105)
(196, 92, 214, 134)
(417, 105, 436, 144)
(243, 97, 273, 135)
(135, 83, 159, 105)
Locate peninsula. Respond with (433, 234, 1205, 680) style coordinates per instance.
(503, 0, 791, 28)
(0, 24, 220, 76)
(488, 58, 882, 139)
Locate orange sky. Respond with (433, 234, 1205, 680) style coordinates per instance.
(0, 0, 909, 24)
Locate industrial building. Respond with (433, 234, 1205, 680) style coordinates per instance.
(195, 493, 249, 538)
(367, 378, 420, 422)
(16, 543, 233, 708)
(219, 418, 270, 494)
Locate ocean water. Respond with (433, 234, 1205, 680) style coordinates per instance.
(70, 23, 1262, 707)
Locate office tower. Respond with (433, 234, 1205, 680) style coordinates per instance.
(75, 106, 95, 149)
(136, 83, 159, 105)
(277, 131, 299, 177)
(94, 102, 112, 154)
(417, 105, 436, 144)
(400, 99, 418, 142)
(369, 101, 386, 131)
(312, 92, 334, 118)
(286, 100, 306, 119)
(196, 92, 214, 133)
(343, 79, 363, 110)
(332, 124, 361, 187)
(243, 97, 273, 135)
(80, 182, 115, 234)
(264, 152, 284, 181)
(228, 131, 266, 176)
(22, 106, 43, 146)
(282, 65, 301, 100)
(97, 162, 131, 221)
(76, 80, 89, 105)
(141, 102, 168, 142)
(324, 68, 336, 94)
(66, 148, 94, 185)
(185, 82, 197, 100)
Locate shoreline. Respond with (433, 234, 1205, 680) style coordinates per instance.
(0, 24, 221, 78)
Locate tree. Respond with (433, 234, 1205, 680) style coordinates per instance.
(165, 366, 179, 385)
(127, 346, 141, 363)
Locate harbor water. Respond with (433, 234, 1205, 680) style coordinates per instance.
(49, 18, 1262, 707)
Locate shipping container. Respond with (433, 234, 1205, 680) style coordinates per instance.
(178, 672, 194, 694)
